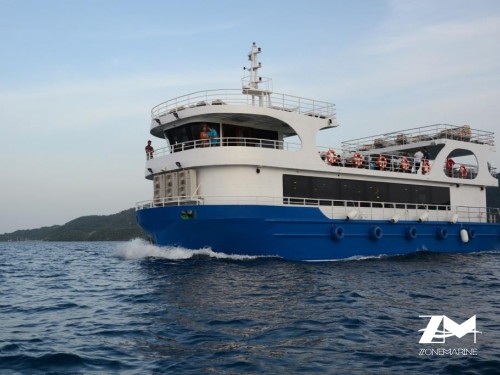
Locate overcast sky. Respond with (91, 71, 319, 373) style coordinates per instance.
(1, 0, 499, 234)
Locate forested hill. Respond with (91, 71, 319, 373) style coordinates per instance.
(0, 208, 147, 242)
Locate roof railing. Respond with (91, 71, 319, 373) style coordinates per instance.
(151, 89, 336, 120)
(341, 124, 495, 153)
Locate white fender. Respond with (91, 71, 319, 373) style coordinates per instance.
(390, 214, 400, 224)
(460, 228, 469, 243)
(418, 211, 429, 222)
(449, 213, 459, 224)
(346, 209, 358, 220)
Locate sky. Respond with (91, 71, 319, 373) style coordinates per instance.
(1, 0, 500, 234)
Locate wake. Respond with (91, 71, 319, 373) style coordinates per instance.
(114, 238, 260, 261)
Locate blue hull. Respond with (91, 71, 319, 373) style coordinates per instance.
(136, 205, 500, 261)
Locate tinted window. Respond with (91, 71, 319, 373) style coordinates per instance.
(283, 175, 450, 206)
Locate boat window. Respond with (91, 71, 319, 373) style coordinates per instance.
(165, 122, 288, 150)
(166, 122, 213, 146)
(443, 148, 478, 179)
(283, 175, 450, 206)
(221, 124, 279, 147)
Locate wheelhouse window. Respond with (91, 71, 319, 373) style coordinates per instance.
(166, 122, 213, 146)
(165, 122, 281, 150)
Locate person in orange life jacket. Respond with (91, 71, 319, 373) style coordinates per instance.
(145, 140, 154, 159)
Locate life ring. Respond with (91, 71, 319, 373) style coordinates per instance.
(369, 226, 383, 240)
(459, 164, 467, 178)
(330, 225, 345, 240)
(405, 226, 417, 240)
(325, 149, 337, 165)
(376, 155, 387, 170)
(400, 157, 410, 172)
(352, 152, 363, 168)
(422, 160, 430, 174)
(436, 227, 448, 240)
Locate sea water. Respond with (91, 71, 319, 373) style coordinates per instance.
(0, 240, 499, 374)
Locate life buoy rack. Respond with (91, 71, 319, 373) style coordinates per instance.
(376, 155, 387, 170)
(400, 157, 410, 172)
(352, 152, 363, 168)
(325, 149, 338, 165)
(459, 164, 468, 178)
(422, 159, 430, 174)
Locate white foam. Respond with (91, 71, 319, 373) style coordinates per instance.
(114, 238, 260, 261)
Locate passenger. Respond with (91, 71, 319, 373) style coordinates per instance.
(391, 154, 400, 172)
(335, 154, 342, 166)
(207, 126, 219, 146)
(421, 148, 430, 174)
(200, 124, 209, 146)
(145, 140, 154, 160)
(422, 147, 430, 161)
(446, 158, 455, 177)
(413, 148, 424, 174)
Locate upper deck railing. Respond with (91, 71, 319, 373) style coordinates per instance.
(341, 124, 495, 153)
(151, 89, 336, 120)
(150, 137, 301, 157)
(318, 148, 494, 178)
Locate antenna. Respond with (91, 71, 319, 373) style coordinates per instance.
(245, 42, 261, 90)
(242, 43, 272, 106)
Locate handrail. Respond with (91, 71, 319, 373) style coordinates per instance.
(150, 89, 336, 120)
(319, 149, 488, 178)
(135, 195, 499, 223)
(149, 137, 301, 157)
(341, 124, 495, 153)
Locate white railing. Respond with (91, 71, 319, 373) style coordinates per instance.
(150, 89, 336, 120)
(341, 124, 495, 153)
(318, 149, 485, 179)
(136, 195, 500, 223)
(149, 137, 301, 157)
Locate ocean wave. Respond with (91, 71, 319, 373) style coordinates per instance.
(1, 242, 499, 374)
(114, 238, 261, 261)
(0, 352, 130, 373)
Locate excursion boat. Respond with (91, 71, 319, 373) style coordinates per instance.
(136, 43, 500, 261)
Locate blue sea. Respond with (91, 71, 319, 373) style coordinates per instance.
(0, 240, 499, 374)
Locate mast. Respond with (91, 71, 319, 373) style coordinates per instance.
(247, 42, 261, 90)
(242, 42, 272, 106)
